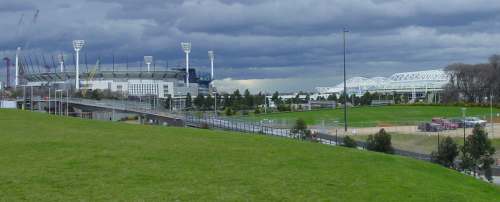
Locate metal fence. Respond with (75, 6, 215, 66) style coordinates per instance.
(184, 112, 293, 138)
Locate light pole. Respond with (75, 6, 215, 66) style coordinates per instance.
(181, 42, 191, 87)
(72, 40, 85, 90)
(15, 47, 20, 87)
(58, 53, 65, 72)
(343, 28, 349, 132)
(208, 50, 214, 80)
(491, 94, 494, 135)
(462, 107, 467, 143)
(144, 56, 153, 72)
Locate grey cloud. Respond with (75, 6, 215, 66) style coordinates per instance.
(2, 0, 500, 92)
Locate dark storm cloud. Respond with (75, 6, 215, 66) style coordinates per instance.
(2, 0, 500, 92)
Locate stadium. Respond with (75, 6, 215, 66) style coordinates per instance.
(2, 41, 215, 109)
(316, 69, 449, 102)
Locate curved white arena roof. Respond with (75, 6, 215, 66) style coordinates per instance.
(316, 69, 449, 94)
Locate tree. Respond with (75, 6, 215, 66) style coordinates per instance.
(460, 125, 496, 181)
(243, 89, 254, 109)
(232, 89, 243, 110)
(360, 92, 372, 106)
(327, 94, 337, 101)
(366, 129, 394, 154)
(185, 93, 192, 109)
(194, 94, 205, 109)
(90, 89, 102, 100)
(431, 136, 459, 168)
(342, 136, 357, 148)
(271, 91, 281, 105)
(291, 118, 311, 140)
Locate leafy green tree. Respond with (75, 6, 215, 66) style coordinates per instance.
(194, 94, 205, 109)
(224, 107, 234, 116)
(292, 118, 311, 140)
(90, 89, 102, 100)
(460, 125, 496, 181)
(185, 93, 192, 109)
(243, 89, 254, 109)
(271, 91, 281, 105)
(232, 89, 243, 110)
(431, 136, 459, 168)
(366, 129, 394, 154)
(342, 136, 357, 148)
(327, 94, 337, 101)
(205, 94, 214, 110)
(360, 92, 372, 106)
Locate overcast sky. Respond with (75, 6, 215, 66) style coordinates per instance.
(1, 0, 500, 93)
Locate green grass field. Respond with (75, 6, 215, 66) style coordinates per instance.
(249, 105, 500, 126)
(0, 110, 499, 201)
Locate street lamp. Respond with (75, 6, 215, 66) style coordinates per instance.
(181, 42, 191, 87)
(58, 53, 65, 72)
(343, 28, 349, 132)
(144, 56, 153, 72)
(72, 40, 85, 90)
(208, 50, 214, 80)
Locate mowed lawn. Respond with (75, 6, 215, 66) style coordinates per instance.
(0, 110, 499, 201)
(249, 105, 500, 126)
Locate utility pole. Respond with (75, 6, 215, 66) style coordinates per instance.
(343, 28, 349, 132)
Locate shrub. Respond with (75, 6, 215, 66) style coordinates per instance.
(366, 129, 394, 154)
(224, 107, 234, 116)
(342, 136, 357, 148)
(292, 118, 311, 140)
(254, 107, 261, 115)
(431, 136, 459, 168)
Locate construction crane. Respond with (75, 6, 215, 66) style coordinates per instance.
(81, 59, 101, 97)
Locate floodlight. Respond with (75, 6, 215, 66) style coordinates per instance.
(15, 47, 21, 86)
(73, 40, 85, 52)
(144, 56, 153, 72)
(208, 50, 214, 80)
(181, 42, 191, 87)
(58, 53, 65, 72)
(181, 42, 191, 53)
(72, 40, 85, 90)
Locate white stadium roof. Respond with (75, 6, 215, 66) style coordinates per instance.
(316, 69, 449, 95)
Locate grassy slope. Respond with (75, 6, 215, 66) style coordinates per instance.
(0, 110, 499, 201)
(248, 105, 500, 126)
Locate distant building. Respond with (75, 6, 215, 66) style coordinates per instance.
(316, 69, 449, 102)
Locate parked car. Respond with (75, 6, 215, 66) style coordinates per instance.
(431, 118, 458, 130)
(450, 117, 487, 128)
(418, 122, 444, 132)
(464, 117, 487, 127)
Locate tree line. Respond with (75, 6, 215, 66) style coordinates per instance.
(443, 54, 500, 104)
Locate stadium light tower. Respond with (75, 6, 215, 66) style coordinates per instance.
(72, 40, 85, 90)
(58, 53, 64, 72)
(181, 42, 191, 87)
(144, 56, 153, 72)
(15, 47, 20, 87)
(208, 50, 214, 80)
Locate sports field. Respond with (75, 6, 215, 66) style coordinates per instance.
(249, 105, 500, 126)
(0, 110, 499, 201)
